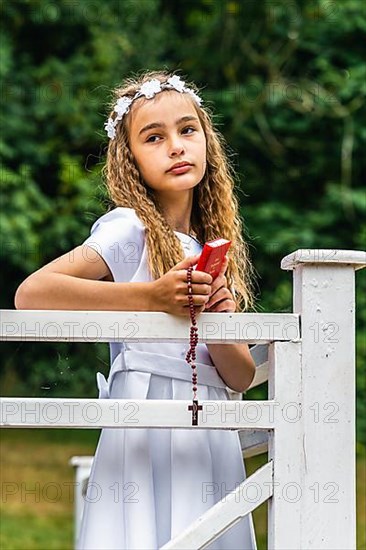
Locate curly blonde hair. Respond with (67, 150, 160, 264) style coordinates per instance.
(103, 69, 256, 311)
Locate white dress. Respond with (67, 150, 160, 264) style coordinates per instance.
(77, 207, 257, 550)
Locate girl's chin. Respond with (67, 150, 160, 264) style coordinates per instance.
(150, 183, 200, 197)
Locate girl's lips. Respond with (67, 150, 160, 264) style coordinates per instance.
(168, 164, 192, 175)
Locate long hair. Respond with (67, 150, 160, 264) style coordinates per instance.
(103, 69, 256, 311)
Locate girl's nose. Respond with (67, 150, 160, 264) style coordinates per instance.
(168, 135, 185, 157)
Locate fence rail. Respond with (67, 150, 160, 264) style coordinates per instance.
(0, 310, 300, 343)
(0, 397, 277, 430)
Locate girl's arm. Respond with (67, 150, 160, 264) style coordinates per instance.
(202, 256, 256, 392)
(206, 343, 256, 393)
(14, 245, 154, 311)
(15, 248, 211, 316)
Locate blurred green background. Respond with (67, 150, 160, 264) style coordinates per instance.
(1, 0, 365, 548)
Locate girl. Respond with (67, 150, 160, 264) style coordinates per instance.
(15, 70, 257, 549)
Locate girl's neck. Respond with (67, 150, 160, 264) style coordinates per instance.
(174, 224, 192, 235)
(157, 192, 194, 236)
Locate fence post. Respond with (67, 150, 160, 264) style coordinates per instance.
(279, 249, 365, 549)
(267, 340, 303, 550)
(69, 456, 94, 548)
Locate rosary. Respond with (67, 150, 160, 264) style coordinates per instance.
(185, 266, 203, 426)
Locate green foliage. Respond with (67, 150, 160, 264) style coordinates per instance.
(1, 0, 365, 441)
(0, 0, 171, 397)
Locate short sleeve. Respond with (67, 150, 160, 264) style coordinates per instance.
(82, 207, 145, 283)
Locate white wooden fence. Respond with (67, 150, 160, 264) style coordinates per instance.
(1, 249, 365, 549)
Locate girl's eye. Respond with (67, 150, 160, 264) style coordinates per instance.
(146, 135, 161, 143)
(182, 126, 196, 134)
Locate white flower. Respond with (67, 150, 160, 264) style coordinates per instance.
(114, 96, 133, 116)
(186, 89, 202, 105)
(104, 117, 117, 139)
(138, 79, 162, 99)
(167, 75, 185, 93)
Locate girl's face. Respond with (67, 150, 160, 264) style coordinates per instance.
(128, 91, 207, 201)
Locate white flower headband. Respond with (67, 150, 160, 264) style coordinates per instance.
(104, 75, 202, 140)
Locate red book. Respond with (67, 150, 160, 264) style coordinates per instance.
(195, 238, 232, 280)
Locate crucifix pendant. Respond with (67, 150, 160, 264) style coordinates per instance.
(188, 400, 203, 426)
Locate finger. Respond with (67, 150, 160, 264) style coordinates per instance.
(189, 283, 211, 296)
(217, 255, 229, 277)
(215, 300, 236, 313)
(184, 293, 210, 307)
(209, 257, 228, 293)
(171, 254, 201, 272)
(191, 269, 213, 285)
(210, 274, 227, 297)
(206, 298, 235, 313)
(176, 271, 212, 289)
(206, 287, 231, 309)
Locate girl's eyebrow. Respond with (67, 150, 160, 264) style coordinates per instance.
(139, 115, 199, 136)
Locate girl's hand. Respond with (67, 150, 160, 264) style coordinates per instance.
(152, 254, 213, 317)
(203, 256, 236, 313)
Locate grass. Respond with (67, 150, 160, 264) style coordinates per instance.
(0, 429, 365, 549)
(0, 429, 99, 550)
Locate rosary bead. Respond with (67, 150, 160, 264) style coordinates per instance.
(186, 266, 200, 401)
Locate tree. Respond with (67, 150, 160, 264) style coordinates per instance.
(1, 0, 365, 443)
